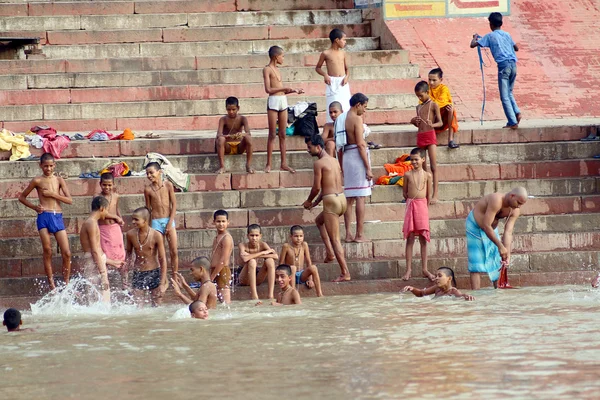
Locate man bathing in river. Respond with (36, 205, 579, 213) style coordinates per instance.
(303, 134, 351, 282)
(467, 187, 527, 289)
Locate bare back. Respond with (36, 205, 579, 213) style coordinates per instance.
(197, 282, 218, 309)
(344, 111, 364, 146)
(80, 218, 99, 254)
(322, 123, 334, 141)
(321, 48, 346, 77)
(473, 192, 518, 229)
(316, 154, 344, 195)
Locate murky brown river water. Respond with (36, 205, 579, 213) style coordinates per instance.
(1, 284, 600, 399)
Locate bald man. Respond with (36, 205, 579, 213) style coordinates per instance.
(466, 187, 528, 289)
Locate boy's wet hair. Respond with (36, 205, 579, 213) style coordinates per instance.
(488, 12, 503, 28)
(40, 152, 54, 163)
(268, 46, 283, 59)
(290, 225, 304, 235)
(189, 300, 206, 314)
(225, 97, 239, 107)
(304, 133, 325, 147)
(91, 195, 109, 211)
(350, 93, 369, 107)
(429, 68, 443, 79)
(191, 256, 210, 268)
(415, 80, 429, 93)
(276, 264, 292, 276)
(145, 162, 161, 171)
(329, 101, 343, 111)
(410, 147, 426, 158)
(247, 223, 261, 234)
(133, 206, 151, 220)
(329, 28, 345, 43)
(100, 172, 114, 182)
(213, 209, 229, 220)
(438, 267, 457, 287)
(3, 308, 21, 330)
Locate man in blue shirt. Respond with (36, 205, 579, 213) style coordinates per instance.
(471, 12, 521, 129)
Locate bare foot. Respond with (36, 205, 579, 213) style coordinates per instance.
(216, 167, 226, 174)
(324, 256, 335, 263)
(423, 270, 436, 281)
(48, 280, 56, 291)
(317, 292, 324, 297)
(246, 165, 255, 174)
(344, 235, 354, 243)
(401, 271, 412, 281)
(516, 113, 522, 123)
(353, 236, 369, 243)
(280, 164, 296, 174)
(264, 165, 271, 173)
(332, 274, 351, 282)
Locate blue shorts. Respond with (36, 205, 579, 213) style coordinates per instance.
(151, 218, 175, 234)
(296, 270, 306, 285)
(36, 212, 65, 234)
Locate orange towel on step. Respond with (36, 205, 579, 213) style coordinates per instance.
(429, 84, 459, 134)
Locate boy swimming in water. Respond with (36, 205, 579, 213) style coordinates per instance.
(279, 225, 323, 296)
(257, 264, 302, 306)
(189, 300, 209, 319)
(402, 267, 474, 301)
(3, 308, 34, 332)
(125, 207, 168, 307)
(171, 256, 218, 309)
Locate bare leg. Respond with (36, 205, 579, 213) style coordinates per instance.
(54, 230, 72, 286)
(39, 229, 55, 290)
(239, 259, 259, 300)
(470, 272, 481, 290)
(290, 264, 297, 289)
(353, 197, 368, 242)
(427, 144, 439, 204)
(265, 110, 278, 172)
(278, 109, 295, 173)
(344, 197, 355, 242)
(402, 234, 415, 281)
(150, 287, 162, 307)
(317, 212, 335, 262)
(238, 134, 254, 174)
(302, 265, 323, 297)
(216, 136, 227, 174)
(133, 289, 145, 307)
(265, 258, 276, 299)
(219, 286, 231, 304)
(323, 212, 350, 281)
(419, 235, 434, 280)
(166, 229, 179, 277)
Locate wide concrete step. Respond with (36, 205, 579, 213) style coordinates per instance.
(0, 9, 363, 31)
(40, 37, 380, 59)
(0, 0, 356, 17)
(0, 50, 410, 75)
(0, 93, 415, 122)
(2, 79, 418, 106)
(4, 64, 416, 90)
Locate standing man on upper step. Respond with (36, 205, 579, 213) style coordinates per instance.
(466, 187, 528, 290)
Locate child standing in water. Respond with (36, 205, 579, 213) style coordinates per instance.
(402, 267, 475, 301)
(144, 162, 179, 278)
(402, 148, 434, 282)
(257, 265, 302, 306)
(125, 207, 168, 307)
(411, 81, 442, 204)
(19, 152, 72, 290)
(210, 209, 234, 304)
(263, 45, 304, 173)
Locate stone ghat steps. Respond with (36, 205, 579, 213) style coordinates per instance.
(0, 50, 410, 75)
(2, 79, 419, 106)
(0, 249, 597, 296)
(4, 22, 373, 46)
(0, 0, 356, 17)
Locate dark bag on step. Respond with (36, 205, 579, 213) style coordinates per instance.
(293, 102, 319, 137)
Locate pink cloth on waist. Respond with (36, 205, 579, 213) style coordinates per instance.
(403, 197, 430, 242)
(417, 129, 437, 149)
(98, 223, 125, 264)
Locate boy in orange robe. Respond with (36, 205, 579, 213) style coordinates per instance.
(428, 68, 459, 149)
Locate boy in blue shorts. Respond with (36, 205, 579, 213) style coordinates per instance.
(19, 152, 73, 290)
(470, 12, 521, 129)
(279, 225, 324, 297)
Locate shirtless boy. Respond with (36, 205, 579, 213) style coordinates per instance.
(216, 96, 254, 174)
(189, 300, 209, 319)
(238, 224, 278, 300)
(316, 28, 351, 122)
(3, 308, 34, 332)
(263, 45, 304, 173)
(171, 256, 218, 309)
(303, 134, 351, 282)
(279, 225, 324, 296)
(98, 173, 126, 284)
(257, 265, 302, 306)
(210, 209, 234, 304)
(466, 187, 528, 289)
(144, 162, 178, 277)
(79, 196, 111, 303)
(411, 81, 443, 204)
(125, 207, 168, 306)
(402, 148, 434, 281)
(19, 152, 72, 290)
(321, 101, 343, 157)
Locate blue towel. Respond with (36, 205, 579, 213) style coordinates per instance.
(466, 210, 501, 282)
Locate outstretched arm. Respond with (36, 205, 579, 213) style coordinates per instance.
(402, 285, 436, 297)
(450, 288, 475, 301)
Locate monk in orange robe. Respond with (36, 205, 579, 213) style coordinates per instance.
(428, 68, 459, 149)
